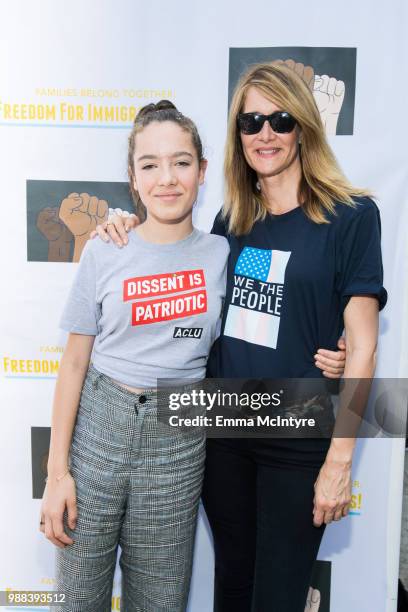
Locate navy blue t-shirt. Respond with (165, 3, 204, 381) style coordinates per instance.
(208, 196, 387, 379)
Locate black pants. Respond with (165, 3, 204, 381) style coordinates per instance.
(201, 437, 331, 612)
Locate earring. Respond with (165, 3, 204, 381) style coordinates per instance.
(256, 180, 261, 191)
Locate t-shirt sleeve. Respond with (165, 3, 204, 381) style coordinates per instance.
(59, 240, 100, 335)
(337, 199, 387, 311)
(210, 208, 228, 237)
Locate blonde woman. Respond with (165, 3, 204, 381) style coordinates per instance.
(200, 63, 387, 611)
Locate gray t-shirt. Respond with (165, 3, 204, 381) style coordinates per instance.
(59, 227, 230, 388)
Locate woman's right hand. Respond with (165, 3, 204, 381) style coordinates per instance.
(90, 212, 139, 247)
(39, 473, 77, 548)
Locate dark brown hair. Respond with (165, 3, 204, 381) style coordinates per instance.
(128, 100, 204, 220)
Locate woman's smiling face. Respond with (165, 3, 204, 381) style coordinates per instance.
(239, 86, 300, 180)
(133, 120, 207, 224)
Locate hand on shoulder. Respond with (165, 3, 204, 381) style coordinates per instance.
(90, 211, 140, 247)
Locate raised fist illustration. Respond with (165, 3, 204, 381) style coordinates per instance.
(59, 192, 108, 261)
(36, 207, 73, 262)
(313, 75, 345, 135)
(305, 587, 321, 612)
(273, 58, 315, 91)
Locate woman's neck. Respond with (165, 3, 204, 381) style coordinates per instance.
(258, 157, 303, 215)
(135, 215, 194, 244)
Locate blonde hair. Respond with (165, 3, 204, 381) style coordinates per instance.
(223, 62, 371, 235)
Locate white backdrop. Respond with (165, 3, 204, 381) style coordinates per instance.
(0, 1, 407, 610)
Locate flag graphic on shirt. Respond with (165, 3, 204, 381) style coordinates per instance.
(224, 247, 291, 349)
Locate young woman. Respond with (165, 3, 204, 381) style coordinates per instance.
(98, 63, 386, 612)
(39, 101, 230, 612)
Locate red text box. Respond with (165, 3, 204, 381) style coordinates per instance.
(124, 269, 205, 301)
(131, 289, 207, 325)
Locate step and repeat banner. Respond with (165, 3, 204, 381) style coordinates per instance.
(1, 1, 407, 611)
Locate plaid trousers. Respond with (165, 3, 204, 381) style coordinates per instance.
(54, 364, 206, 612)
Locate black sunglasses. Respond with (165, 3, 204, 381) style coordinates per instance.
(237, 111, 297, 135)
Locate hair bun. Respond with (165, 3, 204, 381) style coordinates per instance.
(137, 99, 178, 120)
(155, 99, 177, 112)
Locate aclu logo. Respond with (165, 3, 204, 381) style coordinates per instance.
(173, 327, 203, 339)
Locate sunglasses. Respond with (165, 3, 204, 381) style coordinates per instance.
(237, 111, 297, 135)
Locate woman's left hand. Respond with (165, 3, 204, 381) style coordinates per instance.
(312, 456, 352, 526)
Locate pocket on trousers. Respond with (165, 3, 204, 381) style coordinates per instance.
(78, 369, 98, 420)
(76, 377, 132, 456)
(69, 371, 100, 455)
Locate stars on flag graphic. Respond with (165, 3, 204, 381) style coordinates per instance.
(234, 247, 291, 285)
